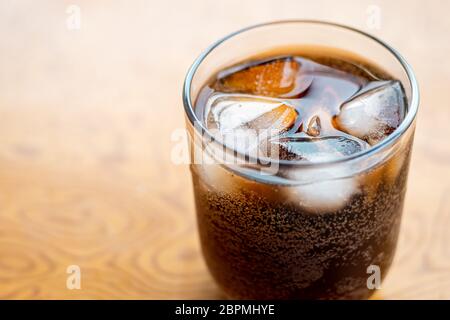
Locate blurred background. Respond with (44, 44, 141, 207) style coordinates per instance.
(0, 0, 449, 299)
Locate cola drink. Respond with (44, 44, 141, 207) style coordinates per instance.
(183, 22, 418, 300)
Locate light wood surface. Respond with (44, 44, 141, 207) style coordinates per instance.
(0, 0, 449, 299)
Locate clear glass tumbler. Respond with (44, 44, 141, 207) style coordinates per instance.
(183, 21, 419, 299)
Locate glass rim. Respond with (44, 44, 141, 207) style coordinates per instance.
(182, 20, 420, 168)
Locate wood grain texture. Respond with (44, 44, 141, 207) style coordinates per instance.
(0, 0, 449, 299)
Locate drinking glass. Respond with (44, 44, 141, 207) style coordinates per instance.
(182, 20, 419, 299)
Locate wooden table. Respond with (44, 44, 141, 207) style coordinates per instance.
(0, 0, 449, 299)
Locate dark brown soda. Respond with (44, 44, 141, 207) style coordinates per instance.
(191, 47, 412, 299)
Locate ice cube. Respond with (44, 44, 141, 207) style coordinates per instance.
(205, 94, 298, 154)
(288, 172, 359, 213)
(275, 135, 369, 213)
(270, 135, 370, 162)
(247, 103, 297, 133)
(215, 57, 312, 98)
(334, 80, 407, 145)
